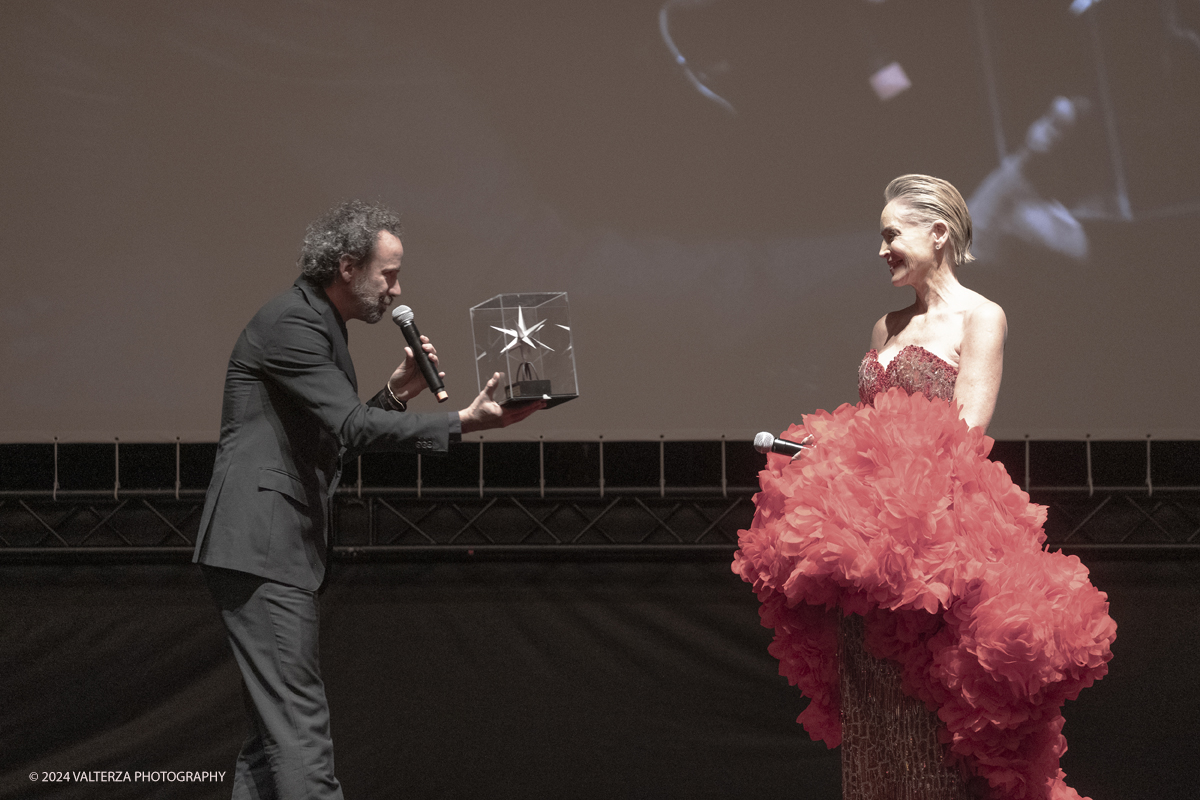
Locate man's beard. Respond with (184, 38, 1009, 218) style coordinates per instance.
(351, 274, 389, 323)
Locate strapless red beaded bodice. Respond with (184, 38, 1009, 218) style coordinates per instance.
(858, 345, 958, 405)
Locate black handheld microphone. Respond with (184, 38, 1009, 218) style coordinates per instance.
(753, 432, 808, 458)
(391, 305, 448, 403)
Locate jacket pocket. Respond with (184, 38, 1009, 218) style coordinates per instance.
(257, 467, 308, 507)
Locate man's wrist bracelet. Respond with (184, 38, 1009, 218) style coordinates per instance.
(386, 384, 407, 411)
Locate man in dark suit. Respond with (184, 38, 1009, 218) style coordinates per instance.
(194, 200, 540, 799)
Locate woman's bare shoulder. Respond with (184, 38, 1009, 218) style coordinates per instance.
(964, 293, 1006, 331)
(961, 294, 1007, 348)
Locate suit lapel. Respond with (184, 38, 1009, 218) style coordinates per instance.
(295, 278, 358, 393)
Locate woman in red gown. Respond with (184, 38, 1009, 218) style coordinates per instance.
(734, 175, 1116, 800)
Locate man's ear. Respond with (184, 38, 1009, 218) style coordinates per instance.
(336, 254, 358, 284)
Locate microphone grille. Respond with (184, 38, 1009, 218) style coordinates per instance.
(391, 305, 414, 325)
(753, 432, 775, 454)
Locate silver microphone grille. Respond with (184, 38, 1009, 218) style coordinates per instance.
(391, 305, 414, 325)
(753, 432, 775, 455)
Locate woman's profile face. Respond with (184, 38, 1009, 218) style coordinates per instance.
(878, 200, 937, 288)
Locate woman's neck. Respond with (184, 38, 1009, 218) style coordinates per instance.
(910, 261, 963, 314)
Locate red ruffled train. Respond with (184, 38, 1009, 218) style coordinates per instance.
(733, 388, 1116, 800)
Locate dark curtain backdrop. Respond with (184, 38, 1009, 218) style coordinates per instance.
(2, 559, 1196, 799)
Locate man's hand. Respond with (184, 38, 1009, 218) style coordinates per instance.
(459, 372, 544, 433)
(387, 335, 443, 402)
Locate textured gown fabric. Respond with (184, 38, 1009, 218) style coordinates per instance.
(733, 345, 1116, 800)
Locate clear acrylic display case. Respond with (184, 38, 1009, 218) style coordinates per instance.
(469, 292, 578, 407)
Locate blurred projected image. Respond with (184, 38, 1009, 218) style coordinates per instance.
(3, 0, 1197, 441)
(969, 96, 1092, 263)
(655, 0, 1198, 267)
(657, 0, 912, 116)
(1169, 0, 1200, 51)
(659, 0, 736, 114)
(969, 0, 1200, 265)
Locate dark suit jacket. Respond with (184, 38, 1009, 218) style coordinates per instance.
(193, 278, 455, 590)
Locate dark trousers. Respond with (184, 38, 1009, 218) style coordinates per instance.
(203, 566, 344, 800)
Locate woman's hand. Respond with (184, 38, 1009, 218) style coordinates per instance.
(790, 434, 816, 461)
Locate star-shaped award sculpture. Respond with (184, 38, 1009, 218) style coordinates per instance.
(470, 293, 578, 407)
(493, 306, 553, 355)
(490, 305, 554, 398)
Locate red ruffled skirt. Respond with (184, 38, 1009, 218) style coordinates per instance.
(733, 388, 1116, 800)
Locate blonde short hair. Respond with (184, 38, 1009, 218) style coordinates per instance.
(884, 174, 975, 266)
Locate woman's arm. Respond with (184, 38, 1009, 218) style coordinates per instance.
(954, 301, 1007, 432)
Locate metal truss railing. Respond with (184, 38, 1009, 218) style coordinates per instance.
(1038, 488, 1200, 555)
(2, 483, 1199, 562)
(0, 490, 204, 561)
(0, 487, 755, 563)
(331, 489, 751, 561)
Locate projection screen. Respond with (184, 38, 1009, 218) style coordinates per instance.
(2, 0, 1197, 442)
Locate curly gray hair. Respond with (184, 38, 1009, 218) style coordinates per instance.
(298, 200, 403, 286)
